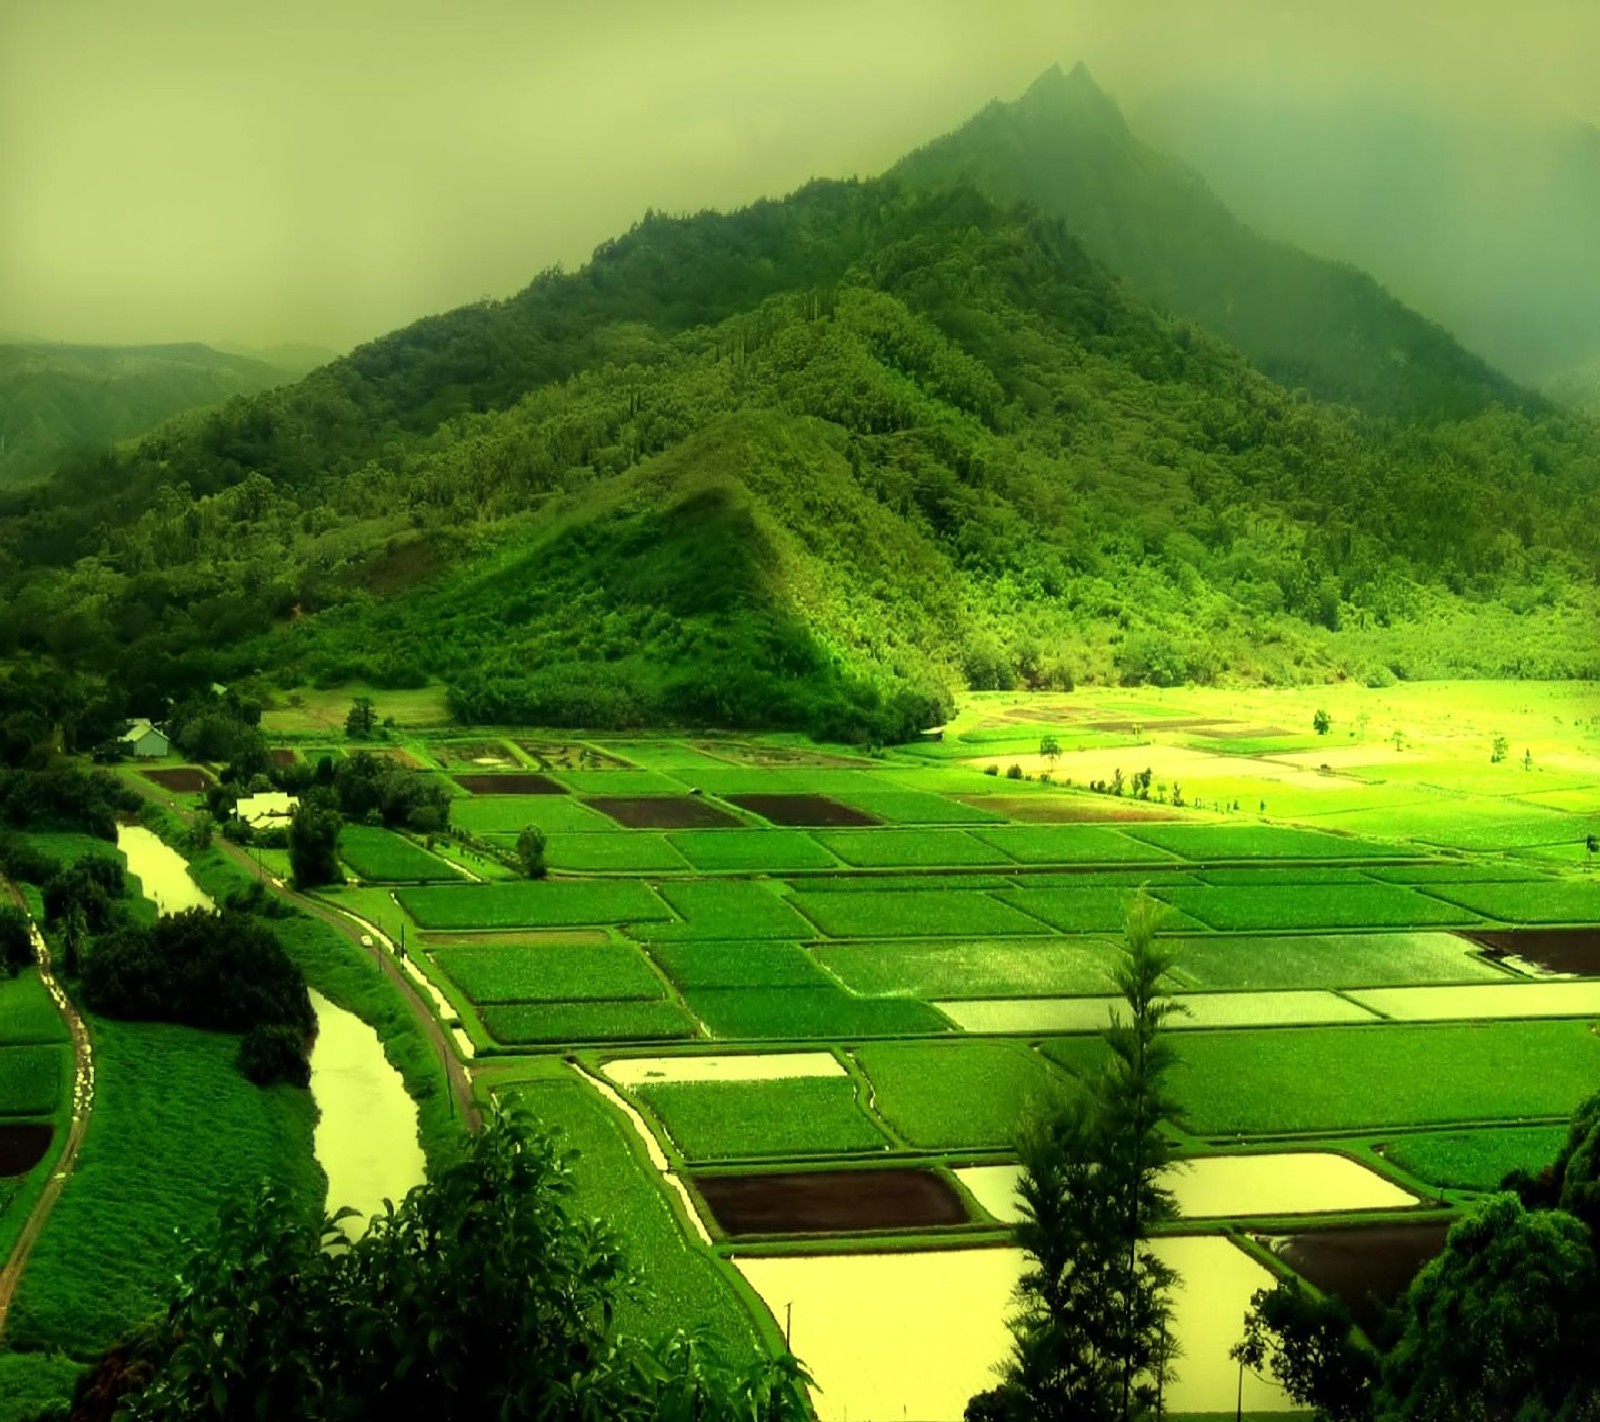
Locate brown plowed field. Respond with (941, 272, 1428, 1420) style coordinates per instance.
(586, 796, 739, 829)
(1275, 1222, 1450, 1333)
(0, 1125, 53, 1176)
(694, 1168, 969, 1235)
(727, 794, 879, 827)
(1470, 928, 1600, 976)
(141, 768, 213, 792)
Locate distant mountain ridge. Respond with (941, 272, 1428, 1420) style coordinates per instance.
(0, 79, 1595, 738)
(0, 341, 294, 488)
(892, 64, 1539, 423)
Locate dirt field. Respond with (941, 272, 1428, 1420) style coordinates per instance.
(728, 794, 880, 827)
(141, 768, 213, 792)
(453, 773, 566, 795)
(1470, 928, 1600, 976)
(0, 1124, 54, 1176)
(1274, 1222, 1450, 1332)
(694, 1168, 969, 1235)
(585, 796, 740, 829)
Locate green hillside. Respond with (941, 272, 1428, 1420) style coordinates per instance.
(892, 64, 1539, 424)
(0, 342, 294, 488)
(1, 152, 1597, 739)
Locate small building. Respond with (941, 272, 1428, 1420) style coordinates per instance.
(236, 792, 298, 829)
(119, 718, 170, 758)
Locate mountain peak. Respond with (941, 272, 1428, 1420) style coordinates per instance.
(1017, 60, 1125, 131)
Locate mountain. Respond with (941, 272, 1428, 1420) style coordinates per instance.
(1, 114, 1597, 741)
(891, 64, 1539, 424)
(0, 342, 293, 488)
(1133, 88, 1600, 390)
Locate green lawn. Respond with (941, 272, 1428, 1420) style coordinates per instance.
(396, 880, 670, 930)
(634, 1077, 888, 1161)
(790, 889, 1046, 939)
(681, 985, 951, 1039)
(815, 938, 1125, 999)
(665, 830, 838, 872)
(649, 940, 828, 989)
(1043, 1020, 1600, 1136)
(1170, 933, 1508, 992)
(543, 833, 690, 873)
(0, 972, 70, 1046)
(811, 829, 1014, 868)
(1380, 1125, 1569, 1191)
(649, 881, 817, 940)
(431, 941, 665, 1004)
(339, 824, 463, 883)
(1414, 879, 1600, 925)
(853, 1040, 1076, 1150)
(497, 1076, 758, 1346)
(479, 999, 699, 1045)
(971, 825, 1178, 865)
(1154, 883, 1476, 932)
(0, 1045, 66, 1117)
(6, 1017, 321, 1357)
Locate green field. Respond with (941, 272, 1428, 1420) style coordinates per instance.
(0, 972, 70, 1047)
(479, 999, 700, 1044)
(790, 888, 1046, 939)
(431, 941, 665, 1003)
(1154, 882, 1478, 932)
(1124, 824, 1403, 861)
(649, 880, 817, 939)
(1380, 1125, 1569, 1190)
(397, 879, 670, 929)
(972, 825, 1177, 864)
(1171, 932, 1508, 991)
(811, 828, 1014, 868)
(854, 1039, 1076, 1149)
(543, 833, 690, 872)
(815, 937, 1125, 998)
(339, 824, 463, 882)
(1413, 879, 1600, 924)
(682, 985, 951, 1039)
(1001, 886, 1190, 934)
(665, 830, 838, 871)
(451, 795, 614, 835)
(0, 1045, 66, 1117)
(1044, 1020, 1600, 1136)
(634, 1077, 889, 1161)
(649, 940, 830, 989)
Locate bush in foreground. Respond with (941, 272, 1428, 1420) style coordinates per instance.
(65, 1106, 810, 1421)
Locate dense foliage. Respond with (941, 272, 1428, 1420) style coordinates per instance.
(58, 1107, 811, 1421)
(0, 901, 32, 975)
(0, 767, 139, 840)
(1, 105, 1597, 735)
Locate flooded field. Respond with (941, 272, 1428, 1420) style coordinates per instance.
(737, 1237, 1290, 1419)
(116, 825, 213, 916)
(604, 1052, 844, 1087)
(308, 990, 425, 1231)
(956, 1152, 1418, 1224)
(1348, 981, 1600, 1020)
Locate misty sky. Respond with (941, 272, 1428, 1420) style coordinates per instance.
(3, 0, 1597, 353)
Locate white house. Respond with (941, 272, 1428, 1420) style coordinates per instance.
(236, 791, 299, 829)
(119, 718, 170, 758)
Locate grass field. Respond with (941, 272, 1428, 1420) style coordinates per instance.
(1001, 886, 1193, 935)
(682, 985, 951, 1039)
(1170, 932, 1508, 991)
(650, 940, 830, 989)
(497, 1076, 758, 1345)
(0, 972, 70, 1046)
(634, 1077, 889, 1161)
(0, 1045, 66, 1117)
(790, 889, 1047, 939)
(1380, 1126, 1569, 1190)
(480, 999, 699, 1044)
(1045, 1020, 1600, 1136)
(339, 824, 464, 883)
(1154, 883, 1478, 932)
(650, 881, 817, 940)
(1124, 824, 1403, 862)
(397, 880, 669, 930)
(972, 825, 1178, 864)
(814, 938, 1125, 998)
(1412, 879, 1600, 924)
(543, 833, 691, 872)
(431, 941, 665, 1004)
(811, 829, 1014, 869)
(853, 1040, 1075, 1150)
(451, 795, 615, 836)
(665, 830, 839, 871)
(5, 1018, 321, 1356)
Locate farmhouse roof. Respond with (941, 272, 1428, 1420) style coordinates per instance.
(236, 791, 298, 826)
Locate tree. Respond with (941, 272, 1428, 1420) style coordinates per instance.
(1039, 734, 1061, 771)
(287, 804, 342, 890)
(1233, 1279, 1377, 1421)
(984, 896, 1184, 1422)
(1376, 1193, 1600, 1419)
(1523, 747, 1535, 771)
(1491, 733, 1509, 763)
(344, 696, 378, 740)
(1312, 708, 1331, 736)
(516, 824, 547, 879)
(0, 903, 32, 976)
(113, 1105, 810, 1421)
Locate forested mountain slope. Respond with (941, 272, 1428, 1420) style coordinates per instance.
(2, 173, 1597, 740)
(0, 342, 294, 488)
(892, 65, 1539, 424)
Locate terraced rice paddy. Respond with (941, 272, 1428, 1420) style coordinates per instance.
(311, 691, 1600, 1420)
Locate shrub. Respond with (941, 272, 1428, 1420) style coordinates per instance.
(237, 1023, 313, 1088)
